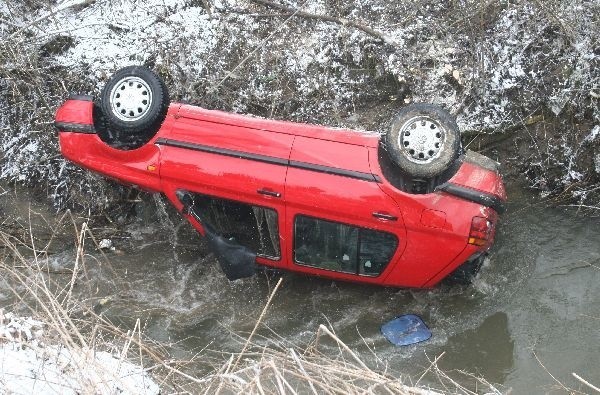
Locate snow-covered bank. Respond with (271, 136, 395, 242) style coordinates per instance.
(0, 0, 598, 210)
(0, 310, 160, 394)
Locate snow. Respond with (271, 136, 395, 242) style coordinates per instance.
(0, 310, 160, 394)
(0, 312, 44, 344)
(0, 345, 160, 394)
(0, 0, 598, 207)
(98, 238, 114, 250)
(584, 125, 600, 143)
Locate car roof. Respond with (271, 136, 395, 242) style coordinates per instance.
(177, 104, 380, 148)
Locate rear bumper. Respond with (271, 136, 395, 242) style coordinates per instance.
(436, 182, 506, 213)
(421, 244, 483, 287)
(54, 95, 95, 132)
(438, 153, 507, 214)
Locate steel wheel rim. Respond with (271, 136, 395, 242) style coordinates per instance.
(109, 76, 153, 122)
(398, 116, 446, 164)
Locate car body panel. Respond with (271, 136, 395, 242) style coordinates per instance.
(367, 146, 485, 286)
(446, 161, 507, 202)
(59, 132, 164, 192)
(284, 137, 407, 284)
(55, 96, 94, 128)
(158, 121, 293, 263)
(177, 104, 379, 147)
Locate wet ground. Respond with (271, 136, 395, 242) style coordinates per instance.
(1, 181, 599, 393)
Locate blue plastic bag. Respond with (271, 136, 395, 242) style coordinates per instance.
(381, 314, 431, 346)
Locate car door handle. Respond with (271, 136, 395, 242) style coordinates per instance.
(372, 212, 398, 221)
(257, 189, 281, 198)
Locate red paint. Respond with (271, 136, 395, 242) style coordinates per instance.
(421, 209, 446, 229)
(55, 99, 94, 125)
(448, 161, 507, 201)
(55, 99, 507, 288)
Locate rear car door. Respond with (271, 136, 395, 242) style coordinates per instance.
(284, 136, 406, 283)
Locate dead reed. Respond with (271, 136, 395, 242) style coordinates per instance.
(0, 214, 506, 394)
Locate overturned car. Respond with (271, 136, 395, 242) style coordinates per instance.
(55, 66, 506, 288)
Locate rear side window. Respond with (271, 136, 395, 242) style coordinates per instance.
(294, 216, 397, 276)
(188, 193, 280, 259)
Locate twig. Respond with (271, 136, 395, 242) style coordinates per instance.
(249, 0, 396, 45)
(316, 324, 369, 370)
(416, 352, 446, 386)
(269, 360, 298, 395)
(9, 0, 95, 39)
(572, 373, 600, 393)
(232, 277, 283, 369)
(210, 1, 309, 92)
(200, 0, 213, 18)
(533, 351, 572, 393)
(289, 348, 318, 395)
(63, 221, 86, 307)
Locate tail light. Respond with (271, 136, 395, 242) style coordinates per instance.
(468, 216, 493, 246)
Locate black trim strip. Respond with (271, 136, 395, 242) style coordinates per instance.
(289, 160, 378, 182)
(436, 182, 506, 214)
(68, 94, 94, 102)
(54, 121, 95, 134)
(156, 138, 288, 166)
(156, 138, 380, 183)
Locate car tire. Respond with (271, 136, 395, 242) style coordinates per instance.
(100, 66, 169, 148)
(385, 103, 461, 178)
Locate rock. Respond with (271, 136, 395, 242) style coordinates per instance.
(98, 238, 113, 250)
(452, 69, 462, 85)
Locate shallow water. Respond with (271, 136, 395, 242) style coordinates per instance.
(1, 182, 599, 392)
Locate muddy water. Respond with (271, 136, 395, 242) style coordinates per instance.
(1, 182, 600, 392)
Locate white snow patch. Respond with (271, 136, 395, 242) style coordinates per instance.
(0, 310, 160, 394)
(98, 238, 114, 250)
(40, 0, 223, 77)
(584, 125, 600, 143)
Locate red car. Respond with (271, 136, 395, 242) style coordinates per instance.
(55, 66, 506, 288)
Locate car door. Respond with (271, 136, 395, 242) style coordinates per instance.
(284, 136, 406, 283)
(158, 106, 294, 266)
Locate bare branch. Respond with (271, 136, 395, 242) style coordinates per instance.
(249, 0, 397, 45)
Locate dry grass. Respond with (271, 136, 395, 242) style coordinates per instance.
(198, 324, 501, 395)
(0, 213, 507, 394)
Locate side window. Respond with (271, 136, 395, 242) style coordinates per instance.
(294, 216, 397, 276)
(188, 192, 280, 259)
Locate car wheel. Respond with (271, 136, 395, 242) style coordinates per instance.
(385, 103, 461, 178)
(100, 66, 169, 148)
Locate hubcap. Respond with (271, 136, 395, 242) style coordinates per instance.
(109, 77, 153, 122)
(398, 116, 446, 164)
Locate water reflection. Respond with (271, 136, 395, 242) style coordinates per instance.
(440, 312, 514, 384)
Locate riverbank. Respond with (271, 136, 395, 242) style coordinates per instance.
(0, 311, 160, 394)
(0, 0, 598, 216)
